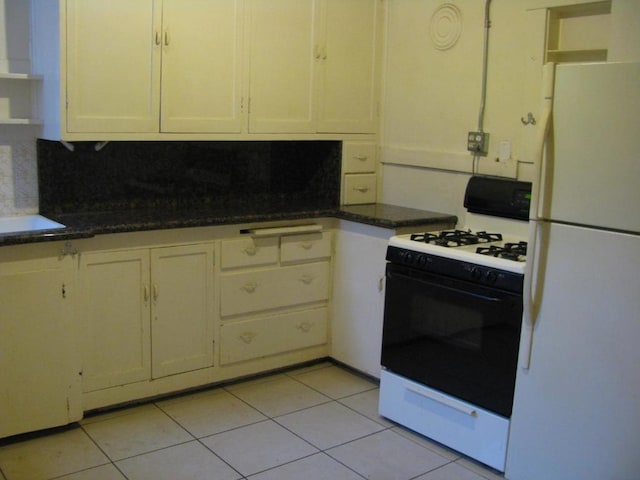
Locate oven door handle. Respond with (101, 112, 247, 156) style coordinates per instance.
(388, 270, 504, 303)
(406, 384, 478, 417)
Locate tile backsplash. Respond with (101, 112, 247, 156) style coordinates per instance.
(0, 137, 38, 217)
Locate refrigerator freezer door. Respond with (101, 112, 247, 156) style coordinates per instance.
(545, 62, 640, 233)
(507, 223, 640, 480)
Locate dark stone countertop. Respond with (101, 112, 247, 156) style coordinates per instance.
(0, 203, 457, 247)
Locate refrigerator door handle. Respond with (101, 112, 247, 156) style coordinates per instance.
(529, 62, 555, 222)
(522, 62, 555, 370)
(522, 219, 540, 369)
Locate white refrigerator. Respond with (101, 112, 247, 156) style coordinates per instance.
(506, 62, 640, 480)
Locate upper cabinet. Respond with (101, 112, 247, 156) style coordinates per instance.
(248, 0, 317, 133)
(31, 0, 381, 140)
(65, 0, 161, 134)
(248, 0, 380, 134)
(160, 0, 244, 133)
(317, 0, 380, 134)
(65, 0, 243, 135)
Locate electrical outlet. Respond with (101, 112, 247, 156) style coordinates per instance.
(467, 131, 489, 156)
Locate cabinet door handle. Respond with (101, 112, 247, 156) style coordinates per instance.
(242, 282, 258, 293)
(239, 332, 256, 344)
(164, 31, 170, 46)
(153, 284, 159, 301)
(314, 44, 322, 60)
(299, 275, 314, 285)
(144, 284, 149, 302)
(155, 31, 161, 46)
(244, 246, 257, 256)
(296, 321, 313, 333)
(354, 185, 370, 193)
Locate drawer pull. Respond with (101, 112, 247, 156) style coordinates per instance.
(242, 282, 258, 293)
(300, 242, 314, 250)
(247, 224, 322, 237)
(296, 321, 314, 333)
(299, 275, 314, 285)
(244, 246, 257, 256)
(354, 185, 370, 193)
(239, 332, 256, 344)
(354, 155, 369, 161)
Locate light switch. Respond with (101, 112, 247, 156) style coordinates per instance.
(499, 141, 511, 162)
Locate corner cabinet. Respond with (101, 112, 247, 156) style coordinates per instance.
(0, 246, 81, 438)
(79, 243, 215, 393)
(248, 0, 381, 134)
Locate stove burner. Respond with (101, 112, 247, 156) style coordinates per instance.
(410, 230, 503, 247)
(476, 241, 527, 262)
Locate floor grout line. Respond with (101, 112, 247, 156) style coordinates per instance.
(0, 363, 503, 480)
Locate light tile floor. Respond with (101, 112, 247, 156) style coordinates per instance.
(0, 362, 505, 480)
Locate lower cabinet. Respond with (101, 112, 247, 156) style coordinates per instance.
(79, 243, 214, 392)
(0, 250, 82, 438)
(331, 223, 389, 378)
(219, 230, 331, 365)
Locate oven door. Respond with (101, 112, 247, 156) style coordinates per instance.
(381, 262, 522, 418)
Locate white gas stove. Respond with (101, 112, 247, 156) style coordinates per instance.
(379, 176, 532, 471)
(389, 227, 527, 275)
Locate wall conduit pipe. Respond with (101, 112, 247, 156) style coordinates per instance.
(477, 0, 492, 133)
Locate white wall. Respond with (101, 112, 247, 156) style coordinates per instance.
(380, 0, 640, 222)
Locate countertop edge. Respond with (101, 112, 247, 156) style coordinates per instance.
(0, 204, 458, 247)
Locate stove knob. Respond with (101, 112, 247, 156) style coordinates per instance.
(404, 252, 414, 264)
(417, 254, 427, 267)
(470, 267, 483, 280)
(486, 270, 498, 284)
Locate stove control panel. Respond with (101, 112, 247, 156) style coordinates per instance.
(386, 246, 523, 293)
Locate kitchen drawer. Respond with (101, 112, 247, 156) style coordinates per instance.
(343, 142, 376, 173)
(220, 262, 330, 316)
(220, 308, 327, 364)
(221, 236, 279, 269)
(343, 173, 377, 204)
(281, 232, 331, 263)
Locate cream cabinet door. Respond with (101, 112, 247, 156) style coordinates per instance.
(79, 250, 151, 392)
(0, 256, 81, 438)
(316, 0, 379, 133)
(161, 0, 244, 133)
(150, 244, 215, 378)
(248, 0, 317, 133)
(66, 0, 162, 133)
(331, 225, 389, 378)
